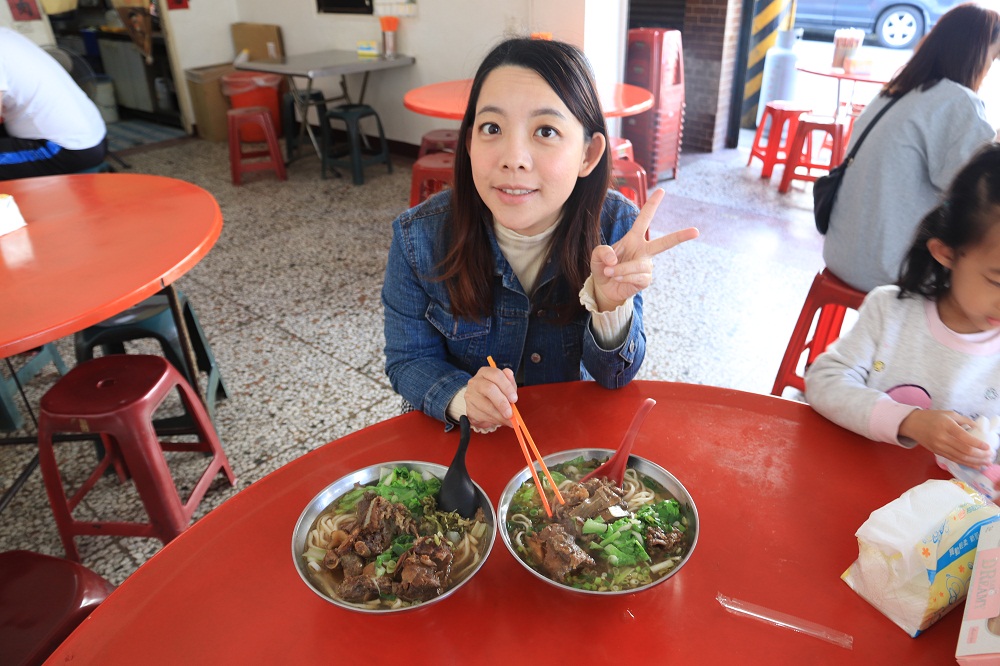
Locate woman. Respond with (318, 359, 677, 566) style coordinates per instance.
(823, 3, 999, 293)
(381, 38, 697, 432)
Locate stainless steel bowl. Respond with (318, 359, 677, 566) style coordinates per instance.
(497, 448, 698, 595)
(292, 460, 496, 613)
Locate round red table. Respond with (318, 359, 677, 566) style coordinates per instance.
(796, 64, 894, 116)
(404, 79, 654, 120)
(0, 173, 222, 357)
(44, 380, 957, 665)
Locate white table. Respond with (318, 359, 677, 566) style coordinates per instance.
(236, 49, 415, 158)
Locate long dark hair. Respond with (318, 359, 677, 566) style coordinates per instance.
(898, 144, 1000, 299)
(884, 4, 1000, 97)
(438, 38, 611, 320)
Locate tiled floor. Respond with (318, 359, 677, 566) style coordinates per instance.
(0, 131, 823, 584)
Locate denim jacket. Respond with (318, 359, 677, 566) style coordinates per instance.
(382, 189, 645, 425)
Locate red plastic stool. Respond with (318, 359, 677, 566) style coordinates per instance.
(0, 550, 115, 666)
(747, 100, 813, 179)
(227, 106, 287, 186)
(417, 129, 460, 159)
(778, 113, 848, 194)
(609, 136, 635, 161)
(771, 269, 867, 397)
(410, 152, 455, 207)
(37, 355, 237, 562)
(612, 158, 648, 208)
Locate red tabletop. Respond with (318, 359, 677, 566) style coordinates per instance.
(0, 174, 222, 357)
(796, 64, 892, 86)
(404, 79, 654, 120)
(44, 381, 959, 665)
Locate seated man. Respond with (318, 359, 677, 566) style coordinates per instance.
(0, 27, 107, 179)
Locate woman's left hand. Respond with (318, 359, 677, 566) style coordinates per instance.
(591, 188, 699, 311)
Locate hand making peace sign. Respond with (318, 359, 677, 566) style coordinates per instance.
(591, 188, 699, 311)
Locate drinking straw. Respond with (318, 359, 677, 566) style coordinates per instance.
(716, 593, 854, 650)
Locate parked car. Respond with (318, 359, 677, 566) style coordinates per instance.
(794, 0, 964, 49)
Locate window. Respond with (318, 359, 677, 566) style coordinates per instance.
(317, 0, 373, 14)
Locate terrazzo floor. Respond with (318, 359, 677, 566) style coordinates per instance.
(0, 131, 823, 584)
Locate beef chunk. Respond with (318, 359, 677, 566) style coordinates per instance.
(525, 524, 595, 582)
(646, 525, 684, 553)
(394, 536, 454, 602)
(566, 481, 627, 521)
(337, 575, 380, 603)
(348, 492, 415, 557)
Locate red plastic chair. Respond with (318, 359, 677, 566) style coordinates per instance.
(37, 355, 237, 562)
(612, 158, 648, 208)
(747, 100, 813, 179)
(0, 550, 115, 666)
(777, 113, 848, 194)
(409, 151, 455, 207)
(609, 136, 635, 161)
(417, 129, 460, 159)
(771, 269, 867, 397)
(227, 106, 287, 186)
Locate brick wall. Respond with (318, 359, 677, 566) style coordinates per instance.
(680, 0, 744, 151)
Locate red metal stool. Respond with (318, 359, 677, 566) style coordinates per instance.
(747, 100, 813, 179)
(612, 158, 648, 208)
(777, 113, 848, 194)
(409, 152, 455, 207)
(609, 136, 635, 161)
(37, 355, 237, 562)
(417, 129, 460, 159)
(227, 106, 287, 186)
(771, 269, 867, 397)
(0, 550, 115, 666)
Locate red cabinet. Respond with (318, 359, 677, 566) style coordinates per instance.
(622, 28, 685, 182)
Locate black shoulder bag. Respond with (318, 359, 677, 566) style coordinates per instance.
(813, 95, 901, 235)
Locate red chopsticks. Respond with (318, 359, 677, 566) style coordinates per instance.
(486, 356, 564, 517)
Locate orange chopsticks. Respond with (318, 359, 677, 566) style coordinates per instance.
(486, 356, 565, 517)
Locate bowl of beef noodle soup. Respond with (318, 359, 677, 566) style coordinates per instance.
(498, 448, 697, 595)
(292, 461, 496, 613)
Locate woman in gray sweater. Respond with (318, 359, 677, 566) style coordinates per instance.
(823, 4, 999, 293)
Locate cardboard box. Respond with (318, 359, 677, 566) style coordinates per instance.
(231, 23, 284, 63)
(185, 63, 235, 142)
(957, 520, 1000, 664)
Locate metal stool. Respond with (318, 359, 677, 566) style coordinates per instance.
(227, 106, 287, 185)
(0, 550, 115, 666)
(417, 129, 459, 159)
(778, 113, 848, 194)
(37, 355, 237, 562)
(771, 269, 867, 397)
(321, 104, 392, 184)
(409, 152, 455, 207)
(747, 100, 813, 179)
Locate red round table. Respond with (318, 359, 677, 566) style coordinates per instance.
(0, 173, 222, 358)
(796, 64, 894, 116)
(404, 79, 654, 119)
(44, 381, 957, 665)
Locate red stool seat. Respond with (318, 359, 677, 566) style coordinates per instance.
(410, 152, 455, 207)
(417, 129, 460, 159)
(37, 355, 237, 562)
(778, 113, 848, 194)
(0, 549, 115, 666)
(771, 269, 867, 397)
(609, 136, 635, 161)
(747, 101, 813, 179)
(612, 158, 648, 208)
(227, 106, 287, 186)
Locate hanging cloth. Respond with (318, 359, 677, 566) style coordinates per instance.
(112, 0, 153, 65)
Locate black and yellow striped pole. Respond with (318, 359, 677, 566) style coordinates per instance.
(741, 0, 797, 128)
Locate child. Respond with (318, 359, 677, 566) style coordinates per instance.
(382, 38, 697, 432)
(805, 144, 1000, 469)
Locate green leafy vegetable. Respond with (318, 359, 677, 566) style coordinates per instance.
(636, 499, 681, 529)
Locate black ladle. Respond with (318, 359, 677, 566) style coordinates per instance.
(439, 415, 479, 518)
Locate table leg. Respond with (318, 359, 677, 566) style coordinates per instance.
(165, 285, 204, 405)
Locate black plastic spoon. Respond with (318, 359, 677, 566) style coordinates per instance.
(439, 415, 479, 518)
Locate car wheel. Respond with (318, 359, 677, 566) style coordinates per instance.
(876, 5, 924, 49)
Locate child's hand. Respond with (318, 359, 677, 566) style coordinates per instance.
(464, 365, 518, 432)
(899, 409, 995, 467)
(591, 188, 699, 311)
